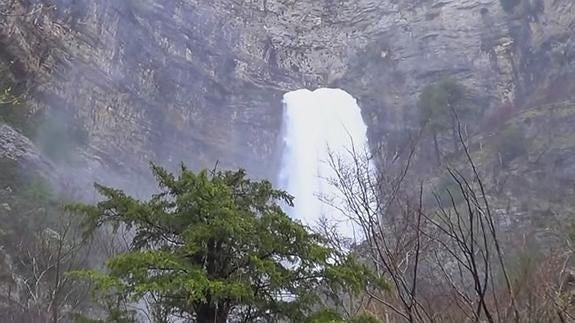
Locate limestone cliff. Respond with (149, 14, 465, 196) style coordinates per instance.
(0, 0, 574, 183)
(0, 124, 54, 179)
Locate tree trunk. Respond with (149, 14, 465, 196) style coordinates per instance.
(196, 304, 228, 323)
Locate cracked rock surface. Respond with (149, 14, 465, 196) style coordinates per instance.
(0, 0, 573, 179)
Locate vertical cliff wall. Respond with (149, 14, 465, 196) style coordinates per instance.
(0, 0, 574, 181)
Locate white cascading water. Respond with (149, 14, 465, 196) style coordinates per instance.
(279, 88, 370, 240)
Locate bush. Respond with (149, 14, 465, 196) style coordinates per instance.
(433, 174, 465, 206)
(418, 78, 465, 131)
(496, 124, 528, 166)
(500, 0, 521, 13)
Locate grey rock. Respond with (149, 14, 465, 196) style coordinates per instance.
(0, 124, 54, 178)
(1, 203, 10, 212)
(0, 0, 573, 180)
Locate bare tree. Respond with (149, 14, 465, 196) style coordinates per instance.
(321, 117, 575, 322)
(320, 132, 433, 322)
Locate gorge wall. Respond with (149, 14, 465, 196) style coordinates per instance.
(0, 0, 574, 186)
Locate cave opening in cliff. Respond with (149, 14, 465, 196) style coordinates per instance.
(278, 88, 369, 240)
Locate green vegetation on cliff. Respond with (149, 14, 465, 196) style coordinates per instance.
(0, 70, 31, 134)
(418, 79, 465, 132)
(495, 124, 528, 166)
(0, 159, 92, 322)
(418, 78, 472, 163)
(0, 68, 88, 161)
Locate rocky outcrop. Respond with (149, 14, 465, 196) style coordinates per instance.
(0, 123, 54, 179)
(0, 0, 574, 182)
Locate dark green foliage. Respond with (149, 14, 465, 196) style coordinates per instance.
(304, 310, 380, 323)
(72, 298, 137, 323)
(500, 0, 521, 13)
(304, 310, 344, 323)
(418, 78, 465, 131)
(72, 165, 374, 323)
(418, 78, 469, 163)
(433, 174, 465, 206)
(496, 124, 528, 166)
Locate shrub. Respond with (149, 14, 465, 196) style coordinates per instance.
(418, 78, 465, 131)
(433, 174, 465, 205)
(496, 124, 528, 166)
(500, 0, 521, 13)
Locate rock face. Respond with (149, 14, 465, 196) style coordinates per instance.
(0, 0, 574, 181)
(0, 124, 54, 179)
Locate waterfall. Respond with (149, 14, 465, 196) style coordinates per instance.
(278, 88, 370, 240)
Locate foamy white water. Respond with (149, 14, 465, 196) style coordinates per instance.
(279, 88, 369, 240)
